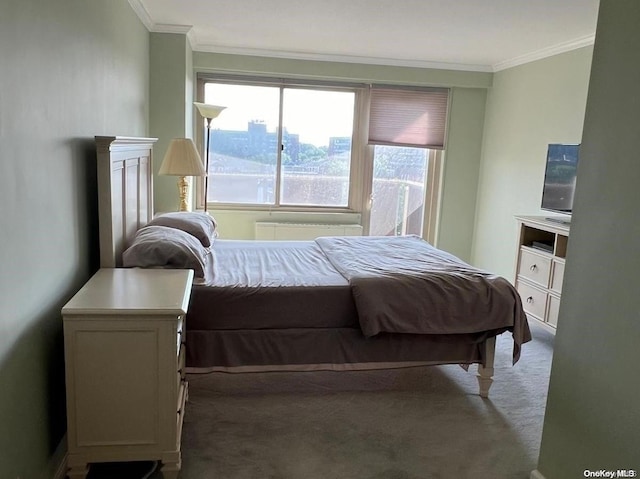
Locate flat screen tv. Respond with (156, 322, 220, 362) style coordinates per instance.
(541, 144, 579, 215)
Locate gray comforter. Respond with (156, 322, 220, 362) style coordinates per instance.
(315, 235, 531, 363)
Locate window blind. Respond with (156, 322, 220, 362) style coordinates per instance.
(368, 87, 449, 149)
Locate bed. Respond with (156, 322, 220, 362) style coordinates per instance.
(95, 136, 531, 398)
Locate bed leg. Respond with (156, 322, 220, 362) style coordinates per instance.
(477, 336, 496, 398)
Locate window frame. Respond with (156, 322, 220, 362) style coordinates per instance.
(195, 74, 445, 243)
(195, 75, 366, 212)
(360, 146, 442, 241)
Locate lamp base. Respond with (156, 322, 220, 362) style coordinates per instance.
(177, 176, 189, 212)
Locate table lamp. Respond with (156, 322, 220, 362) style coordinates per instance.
(158, 138, 206, 211)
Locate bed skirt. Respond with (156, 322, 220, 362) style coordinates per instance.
(185, 327, 499, 373)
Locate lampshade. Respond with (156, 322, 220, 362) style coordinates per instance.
(158, 138, 206, 177)
(193, 102, 226, 120)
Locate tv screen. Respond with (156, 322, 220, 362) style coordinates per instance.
(541, 144, 579, 214)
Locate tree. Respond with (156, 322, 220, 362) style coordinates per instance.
(299, 143, 326, 164)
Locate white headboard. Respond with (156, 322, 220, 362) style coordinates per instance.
(95, 136, 158, 267)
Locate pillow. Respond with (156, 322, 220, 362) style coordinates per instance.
(122, 225, 208, 278)
(147, 212, 217, 247)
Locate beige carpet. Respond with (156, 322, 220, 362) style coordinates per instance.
(88, 323, 553, 479)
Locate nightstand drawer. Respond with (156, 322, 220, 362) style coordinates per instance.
(176, 381, 188, 448)
(518, 248, 552, 287)
(176, 316, 184, 355)
(177, 378, 188, 416)
(177, 344, 185, 394)
(178, 343, 185, 372)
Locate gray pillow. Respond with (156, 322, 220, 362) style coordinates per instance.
(147, 212, 217, 247)
(122, 225, 208, 278)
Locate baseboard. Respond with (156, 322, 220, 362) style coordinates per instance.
(530, 470, 547, 479)
(42, 434, 68, 479)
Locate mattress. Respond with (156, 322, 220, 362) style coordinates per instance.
(188, 239, 358, 330)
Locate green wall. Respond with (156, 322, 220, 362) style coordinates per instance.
(536, 0, 640, 476)
(472, 47, 593, 278)
(439, 87, 487, 260)
(0, 1, 149, 478)
(193, 52, 492, 89)
(150, 33, 194, 213)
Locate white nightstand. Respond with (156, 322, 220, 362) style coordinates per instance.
(62, 268, 194, 479)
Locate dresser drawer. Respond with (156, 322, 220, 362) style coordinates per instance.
(517, 281, 547, 320)
(518, 248, 552, 287)
(547, 294, 561, 327)
(550, 259, 565, 294)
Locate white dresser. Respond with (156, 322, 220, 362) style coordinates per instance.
(514, 216, 570, 330)
(62, 268, 193, 479)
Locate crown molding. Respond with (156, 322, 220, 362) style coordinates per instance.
(151, 23, 196, 48)
(151, 23, 193, 35)
(127, 0, 153, 30)
(493, 34, 595, 72)
(192, 44, 494, 73)
(127, 0, 592, 74)
(128, 0, 195, 48)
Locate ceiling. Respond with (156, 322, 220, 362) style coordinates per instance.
(131, 0, 600, 72)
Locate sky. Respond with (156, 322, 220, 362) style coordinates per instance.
(204, 83, 355, 146)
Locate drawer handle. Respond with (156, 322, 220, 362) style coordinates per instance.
(529, 264, 538, 272)
(526, 296, 534, 304)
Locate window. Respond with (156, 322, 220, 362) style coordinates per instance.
(365, 86, 448, 241)
(369, 146, 431, 237)
(202, 81, 355, 208)
(197, 76, 448, 241)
